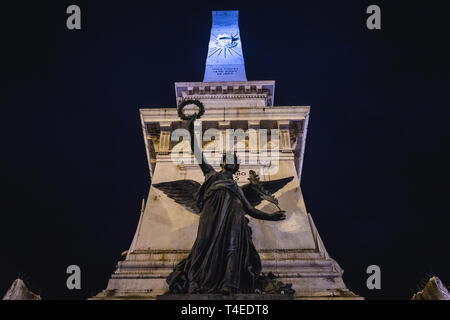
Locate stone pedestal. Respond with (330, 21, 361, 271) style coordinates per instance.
(92, 91, 361, 300)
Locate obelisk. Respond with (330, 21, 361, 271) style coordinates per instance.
(203, 10, 247, 82)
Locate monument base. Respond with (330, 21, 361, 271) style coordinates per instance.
(156, 294, 294, 300)
(92, 289, 361, 300)
(91, 248, 363, 300)
(91, 212, 363, 301)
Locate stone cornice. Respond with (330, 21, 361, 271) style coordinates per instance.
(140, 105, 310, 123)
(175, 80, 276, 106)
(181, 93, 269, 100)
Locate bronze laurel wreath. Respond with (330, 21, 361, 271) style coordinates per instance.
(177, 99, 205, 120)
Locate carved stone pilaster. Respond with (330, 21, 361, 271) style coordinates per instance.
(158, 122, 172, 155)
(278, 120, 291, 153)
(218, 121, 230, 153)
(248, 120, 260, 153)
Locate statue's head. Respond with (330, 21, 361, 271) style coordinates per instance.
(221, 152, 240, 174)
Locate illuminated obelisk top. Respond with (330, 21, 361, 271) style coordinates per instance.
(203, 10, 247, 82)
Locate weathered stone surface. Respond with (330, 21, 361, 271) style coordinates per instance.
(412, 276, 450, 300)
(2, 278, 41, 300)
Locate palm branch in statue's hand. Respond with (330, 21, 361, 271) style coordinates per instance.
(242, 170, 293, 212)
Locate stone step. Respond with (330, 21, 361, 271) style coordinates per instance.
(125, 249, 325, 262)
(116, 257, 336, 271)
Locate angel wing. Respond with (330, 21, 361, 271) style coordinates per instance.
(152, 180, 202, 215)
(241, 175, 294, 208)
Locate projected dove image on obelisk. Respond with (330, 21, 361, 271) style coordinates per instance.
(204, 11, 247, 82)
(93, 10, 361, 300)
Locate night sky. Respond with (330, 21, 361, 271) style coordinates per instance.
(1, 1, 449, 300)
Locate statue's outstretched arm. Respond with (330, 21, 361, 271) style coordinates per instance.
(237, 186, 286, 221)
(188, 117, 213, 175)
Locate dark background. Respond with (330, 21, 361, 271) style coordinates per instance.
(1, 0, 449, 300)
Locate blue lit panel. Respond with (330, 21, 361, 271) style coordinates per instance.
(203, 11, 247, 82)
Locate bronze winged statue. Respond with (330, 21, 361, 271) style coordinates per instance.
(153, 101, 295, 295)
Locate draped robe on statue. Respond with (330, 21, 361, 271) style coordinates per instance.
(167, 166, 263, 294)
